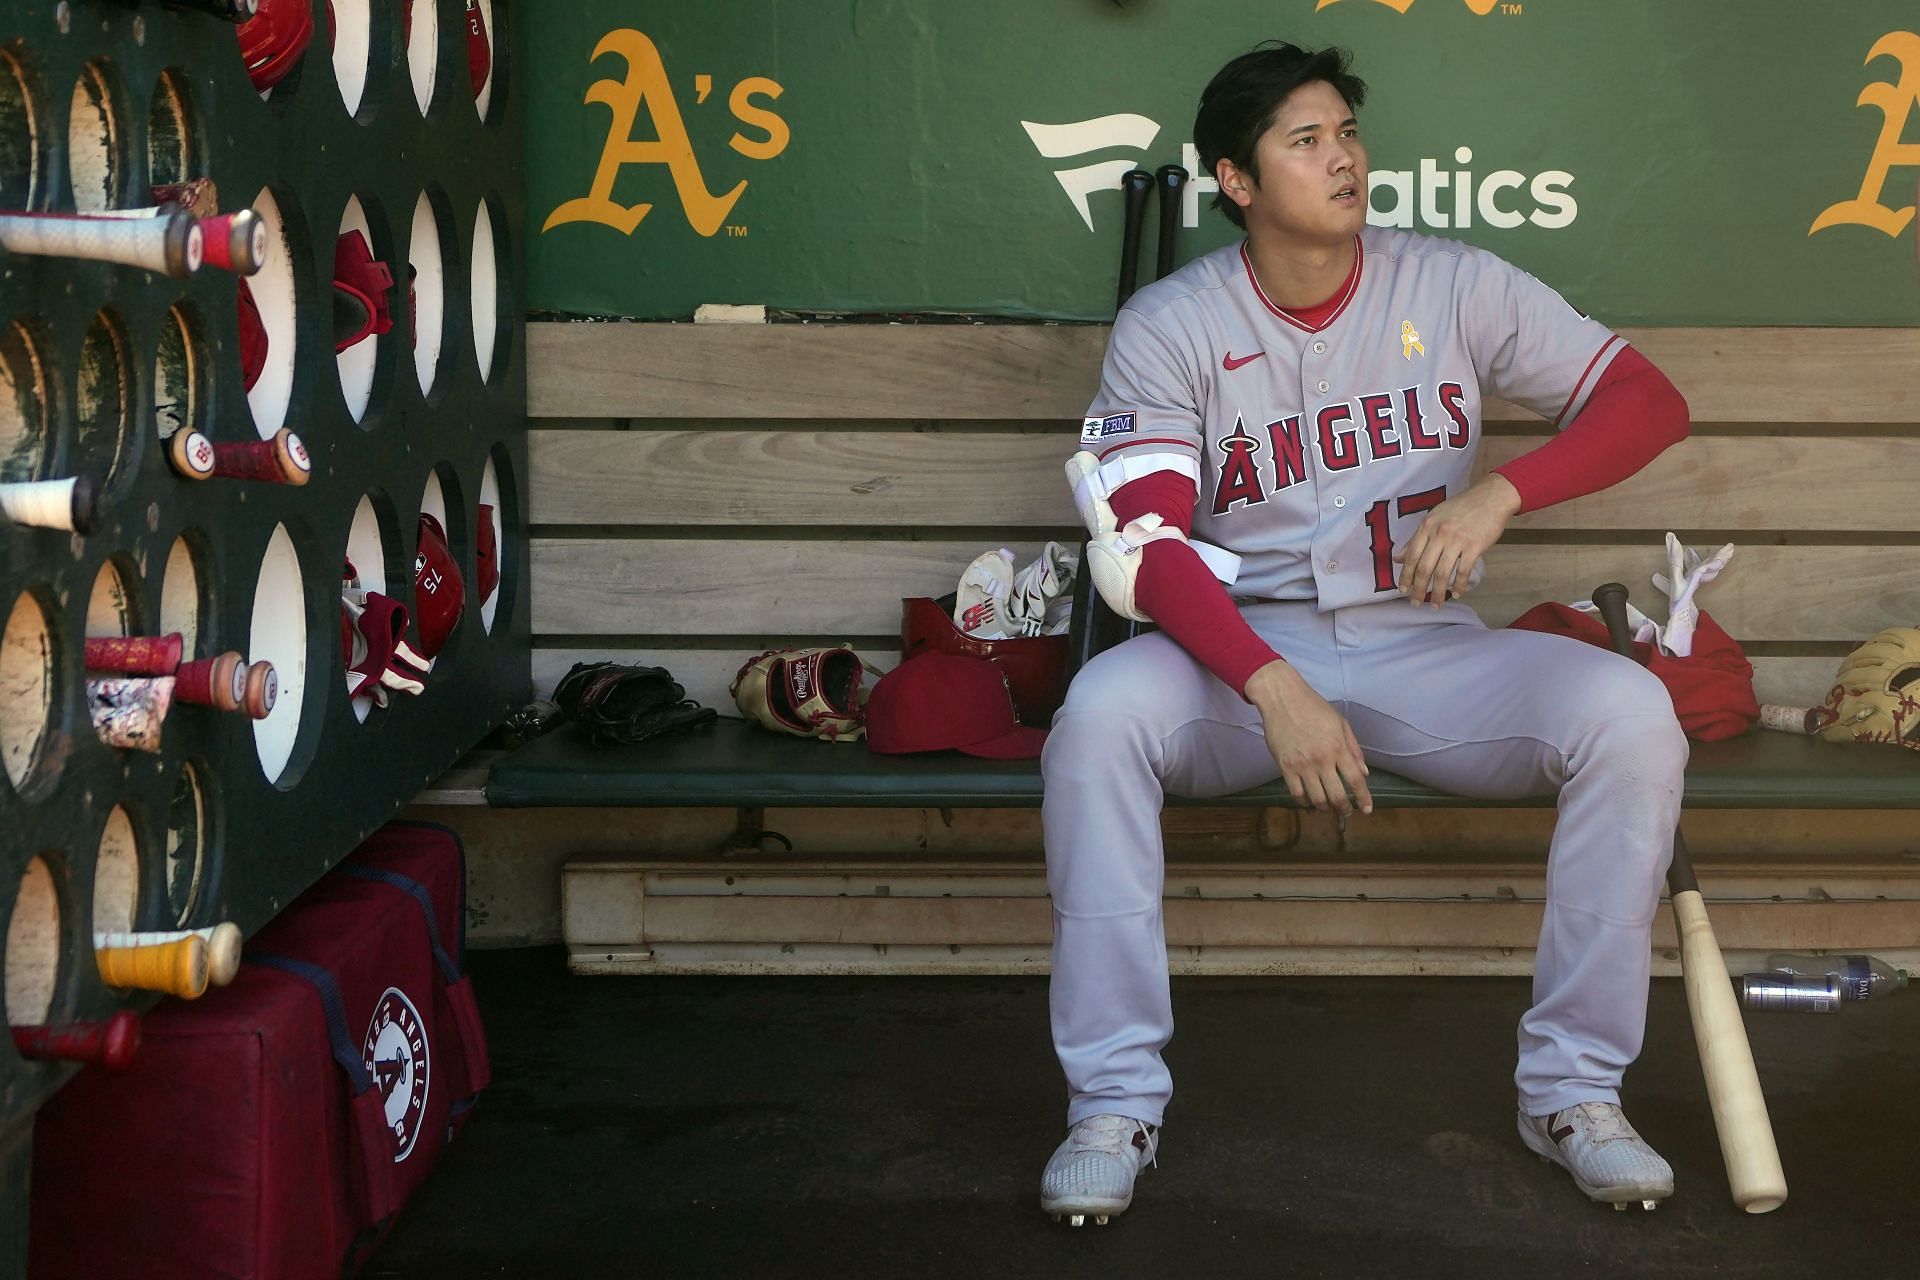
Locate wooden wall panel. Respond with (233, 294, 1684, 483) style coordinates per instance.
(529, 323, 1920, 424)
(530, 429, 1920, 531)
(533, 540, 1913, 641)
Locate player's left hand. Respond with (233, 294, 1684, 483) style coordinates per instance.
(1394, 474, 1523, 606)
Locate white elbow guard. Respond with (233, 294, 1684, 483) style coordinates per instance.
(1064, 451, 1240, 623)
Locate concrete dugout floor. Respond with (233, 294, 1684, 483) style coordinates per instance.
(368, 947, 1918, 1279)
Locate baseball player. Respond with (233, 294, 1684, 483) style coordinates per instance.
(1042, 42, 1693, 1225)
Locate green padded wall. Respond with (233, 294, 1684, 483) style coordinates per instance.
(0, 2, 529, 1269)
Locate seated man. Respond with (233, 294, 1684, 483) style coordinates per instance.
(1040, 40, 1691, 1226)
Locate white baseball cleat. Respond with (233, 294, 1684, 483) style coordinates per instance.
(1519, 1101, 1674, 1210)
(1040, 1114, 1158, 1226)
(954, 548, 1017, 639)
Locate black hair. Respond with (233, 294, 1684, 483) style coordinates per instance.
(1194, 42, 1368, 229)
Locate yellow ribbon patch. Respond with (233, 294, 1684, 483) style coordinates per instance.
(1401, 321, 1425, 360)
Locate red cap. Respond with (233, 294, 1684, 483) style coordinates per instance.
(866, 653, 1049, 759)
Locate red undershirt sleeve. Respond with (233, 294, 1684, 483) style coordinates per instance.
(1106, 471, 1284, 700)
(1491, 345, 1690, 513)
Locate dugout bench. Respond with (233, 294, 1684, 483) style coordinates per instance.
(435, 319, 1920, 973)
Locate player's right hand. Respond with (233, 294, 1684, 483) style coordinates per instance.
(1244, 660, 1373, 817)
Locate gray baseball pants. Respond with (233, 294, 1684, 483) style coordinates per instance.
(1043, 597, 1687, 1128)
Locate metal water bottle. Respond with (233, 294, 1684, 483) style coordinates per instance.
(1740, 973, 1843, 1013)
(1763, 952, 1909, 1003)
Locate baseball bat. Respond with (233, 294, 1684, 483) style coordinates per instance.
(1592, 581, 1787, 1215)
(86, 675, 175, 752)
(0, 207, 203, 278)
(95, 934, 208, 999)
(1756, 703, 1821, 735)
(96, 923, 242, 986)
(167, 425, 310, 485)
(11, 1011, 141, 1071)
(1154, 164, 1188, 280)
(0, 475, 102, 533)
(201, 209, 266, 275)
(91, 646, 267, 717)
(242, 659, 278, 720)
(174, 651, 246, 712)
(85, 632, 186, 675)
(1115, 168, 1152, 312)
(95, 204, 264, 275)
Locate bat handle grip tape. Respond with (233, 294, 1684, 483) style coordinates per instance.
(10, 1011, 141, 1071)
(84, 633, 184, 675)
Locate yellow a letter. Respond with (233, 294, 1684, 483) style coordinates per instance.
(542, 30, 747, 237)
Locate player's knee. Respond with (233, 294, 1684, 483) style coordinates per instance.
(1042, 704, 1157, 785)
(1583, 665, 1688, 777)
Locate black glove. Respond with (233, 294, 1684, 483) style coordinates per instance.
(552, 662, 718, 747)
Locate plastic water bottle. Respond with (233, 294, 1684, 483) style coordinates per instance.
(1763, 952, 1909, 1003)
(1740, 973, 1842, 1013)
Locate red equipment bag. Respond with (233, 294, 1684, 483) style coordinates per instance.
(31, 821, 490, 1279)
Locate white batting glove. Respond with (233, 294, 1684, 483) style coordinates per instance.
(1650, 535, 1736, 658)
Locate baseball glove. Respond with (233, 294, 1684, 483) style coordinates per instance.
(553, 661, 717, 747)
(730, 645, 875, 742)
(1809, 626, 1920, 749)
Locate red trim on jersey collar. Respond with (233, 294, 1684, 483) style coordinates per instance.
(1240, 237, 1364, 333)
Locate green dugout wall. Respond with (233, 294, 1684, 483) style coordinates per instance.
(526, 0, 1920, 325)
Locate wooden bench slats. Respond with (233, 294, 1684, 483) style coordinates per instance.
(529, 323, 1920, 423)
(531, 648, 1842, 722)
(533, 538, 1916, 641)
(530, 429, 1920, 532)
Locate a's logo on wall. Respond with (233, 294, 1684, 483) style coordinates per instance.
(1315, 0, 1501, 14)
(1810, 31, 1920, 239)
(543, 30, 790, 239)
(1022, 118, 1577, 232)
(364, 986, 431, 1161)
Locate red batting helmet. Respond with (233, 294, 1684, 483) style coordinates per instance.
(899, 597, 1066, 728)
(412, 512, 465, 657)
(236, 277, 267, 391)
(235, 0, 313, 92)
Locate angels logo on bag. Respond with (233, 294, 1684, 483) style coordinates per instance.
(363, 986, 432, 1161)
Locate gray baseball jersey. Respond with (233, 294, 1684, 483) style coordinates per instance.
(1079, 225, 1624, 607)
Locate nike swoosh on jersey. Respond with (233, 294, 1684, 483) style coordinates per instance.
(1222, 351, 1265, 371)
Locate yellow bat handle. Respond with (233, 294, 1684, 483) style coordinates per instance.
(96, 936, 209, 999)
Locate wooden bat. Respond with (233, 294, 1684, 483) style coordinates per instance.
(1115, 168, 1152, 312)
(95, 934, 208, 999)
(85, 632, 186, 675)
(94, 204, 265, 275)
(1592, 581, 1787, 1214)
(0, 474, 101, 533)
(0, 206, 203, 278)
(86, 675, 175, 752)
(1153, 164, 1188, 280)
(95, 923, 242, 986)
(167, 425, 310, 485)
(81, 638, 269, 716)
(11, 1011, 141, 1071)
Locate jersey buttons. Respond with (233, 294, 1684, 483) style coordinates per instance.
(1333, 496, 1346, 508)
(1327, 560, 1339, 572)
(1316, 379, 1330, 393)
(1312, 341, 1326, 355)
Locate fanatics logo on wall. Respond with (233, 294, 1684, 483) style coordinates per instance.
(364, 986, 432, 1161)
(1081, 412, 1137, 443)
